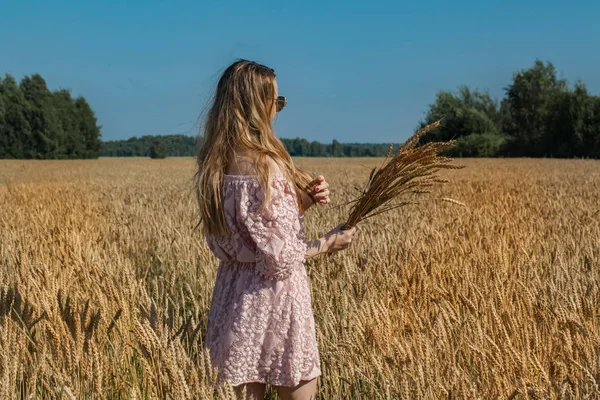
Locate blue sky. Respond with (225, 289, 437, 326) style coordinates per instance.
(1, 0, 599, 143)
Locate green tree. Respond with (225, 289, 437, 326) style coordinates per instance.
(150, 139, 167, 159)
(20, 74, 62, 158)
(331, 139, 343, 157)
(0, 75, 33, 158)
(310, 140, 325, 157)
(419, 86, 500, 144)
(74, 97, 102, 158)
(501, 60, 569, 156)
(541, 82, 589, 157)
(572, 84, 600, 158)
(584, 96, 600, 158)
(289, 138, 310, 156)
(54, 89, 85, 157)
(0, 88, 6, 158)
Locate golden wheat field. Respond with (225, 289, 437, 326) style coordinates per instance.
(0, 157, 599, 399)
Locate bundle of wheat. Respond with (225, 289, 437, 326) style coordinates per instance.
(342, 120, 465, 230)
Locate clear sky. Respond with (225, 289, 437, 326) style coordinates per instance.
(1, 0, 599, 143)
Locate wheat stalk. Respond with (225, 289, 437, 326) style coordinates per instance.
(342, 120, 465, 229)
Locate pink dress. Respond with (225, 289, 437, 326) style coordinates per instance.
(203, 172, 321, 387)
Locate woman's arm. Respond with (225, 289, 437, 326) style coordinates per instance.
(304, 238, 327, 259)
(304, 224, 358, 259)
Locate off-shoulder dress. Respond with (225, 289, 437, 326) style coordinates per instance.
(203, 172, 321, 387)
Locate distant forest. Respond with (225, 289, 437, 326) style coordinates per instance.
(100, 134, 396, 158)
(2, 60, 599, 159)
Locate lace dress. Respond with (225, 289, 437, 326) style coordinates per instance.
(203, 172, 321, 387)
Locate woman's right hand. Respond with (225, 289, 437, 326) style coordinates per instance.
(322, 223, 358, 253)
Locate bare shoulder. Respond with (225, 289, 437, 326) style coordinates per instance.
(226, 151, 282, 175)
(265, 155, 282, 173)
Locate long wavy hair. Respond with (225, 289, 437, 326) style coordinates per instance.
(193, 59, 313, 237)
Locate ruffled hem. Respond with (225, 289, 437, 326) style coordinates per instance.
(216, 367, 322, 388)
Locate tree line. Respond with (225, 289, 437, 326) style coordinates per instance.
(100, 134, 198, 158)
(2, 60, 599, 159)
(99, 135, 398, 158)
(0, 74, 101, 159)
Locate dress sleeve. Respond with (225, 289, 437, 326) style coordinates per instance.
(236, 178, 307, 281)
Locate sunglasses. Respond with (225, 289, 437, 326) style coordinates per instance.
(275, 96, 287, 112)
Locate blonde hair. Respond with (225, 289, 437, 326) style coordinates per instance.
(193, 59, 313, 236)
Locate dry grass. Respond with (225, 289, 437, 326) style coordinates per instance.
(0, 157, 599, 399)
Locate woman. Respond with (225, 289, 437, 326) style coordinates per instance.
(194, 59, 358, 400)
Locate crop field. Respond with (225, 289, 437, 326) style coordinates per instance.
(0, 157, 599, 399)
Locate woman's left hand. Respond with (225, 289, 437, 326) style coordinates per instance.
(309, 175, 330, 205)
